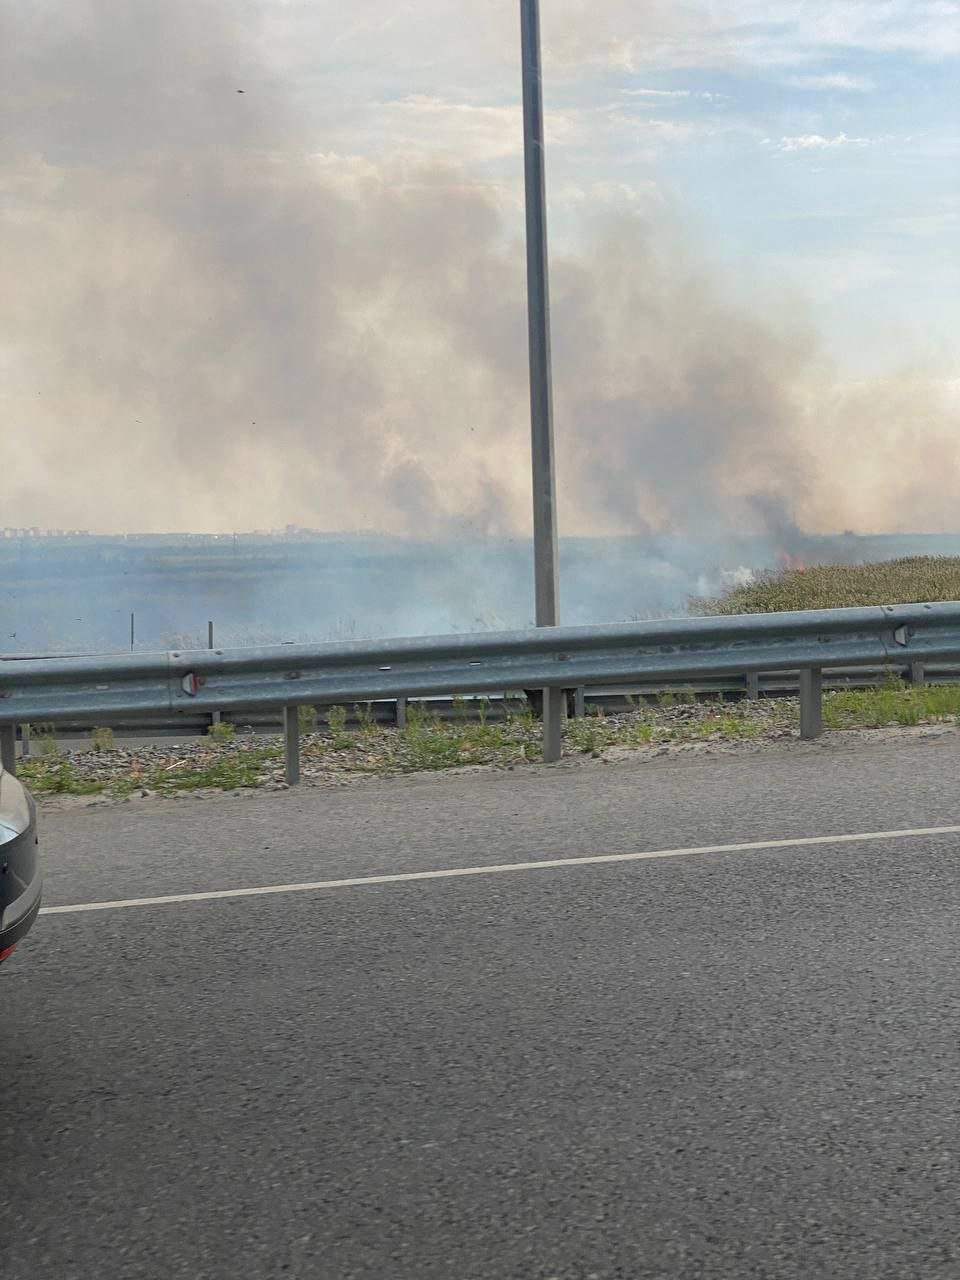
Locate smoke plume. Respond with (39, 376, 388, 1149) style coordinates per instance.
(2, 0, 957, 544)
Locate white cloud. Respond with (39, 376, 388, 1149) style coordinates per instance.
(777, 132, 872, 151)
(712, 1, 960, 64)
(622, 88, 692, 99)
(621, 87, 725, 102)
(783, 72, 876, 92)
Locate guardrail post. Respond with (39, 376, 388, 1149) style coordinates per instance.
(542, 687, 563, 762)
(0, 725, 16, 776)
(799, 668, 823, 740)
(910, 662, 926, 687)
(20, 723, 31, 758)
(745, 672, 760, 701)
(283, 706, 301, 785)
(208, 623, 222, 724)
(396, 697, 407, 730)
(573, 687, 586, 718)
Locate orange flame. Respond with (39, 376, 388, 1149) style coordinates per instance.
(775, 550, 806, 572)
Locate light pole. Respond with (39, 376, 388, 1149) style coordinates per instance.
(520, 0, 563, 762)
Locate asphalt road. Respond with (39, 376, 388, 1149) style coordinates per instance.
(4, 731, 960, 1279)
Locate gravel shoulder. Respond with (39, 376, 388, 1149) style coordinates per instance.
(23, 695, 960, 813)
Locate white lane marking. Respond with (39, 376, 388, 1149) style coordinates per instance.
(38, 824, 960, 917)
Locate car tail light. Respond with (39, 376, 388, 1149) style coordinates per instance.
(0, 944, 18, 963)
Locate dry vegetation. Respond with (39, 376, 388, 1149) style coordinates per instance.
(691, 556, 960, 615)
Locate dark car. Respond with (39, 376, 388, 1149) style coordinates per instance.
(0, 764, 41, 964)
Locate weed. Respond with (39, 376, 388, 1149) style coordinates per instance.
(325, 705, 352, 749)
(90, 726, 115, 752)
(822, 682, 960, 730)
(567, 720, 610, 755)
(139, 744, 281, 793)
(506, 700, 536, 730)
(626, 720, 655, 746)
(355, 702, 377, 737)
(19, 757, 102, 796)
(207, 720, 236, 744)
(298, 705, 318, 734)
(32, 723, 60, 757)
(394, 704, 533, 773)
(24, 676, 960, 801)
(714, 713, 761, 739)
(400, 729, 463, 771)
(405, 701, 429, 731)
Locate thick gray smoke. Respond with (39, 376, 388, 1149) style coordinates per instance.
(2, 0, 957, 545)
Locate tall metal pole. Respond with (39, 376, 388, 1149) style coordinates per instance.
(520, 0, 563, 762)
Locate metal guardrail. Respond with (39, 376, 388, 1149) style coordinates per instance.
(1, 664, 944, 737)
(2, 602, 959, 780)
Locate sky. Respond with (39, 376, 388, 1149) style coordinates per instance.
(2, 0, 959, 539)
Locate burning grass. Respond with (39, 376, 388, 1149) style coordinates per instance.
(692, 556, 960, 616)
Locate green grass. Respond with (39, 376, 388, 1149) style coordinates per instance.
(19, 680, 960, 801)
(693, 710, 764, 740)
(393, 709, 535, 771)
(298, 705, 318, 733)
(824, 680, 960, 729)
(324, 705, 352, 750)
(692, 556, 960, 616)
(137, 744, 283, 793)
(20, 742, 283, 798)
(18, 758, 103, 796)
(355, 702, 377, 738)
(31, 723, 61, 758)
(567, 717, 655, 754)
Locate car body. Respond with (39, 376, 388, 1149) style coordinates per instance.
(0, 765, 41, 964)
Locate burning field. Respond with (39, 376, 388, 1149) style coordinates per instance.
(692, 557, 960, 616)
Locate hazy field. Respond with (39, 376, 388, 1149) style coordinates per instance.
(5, 531, 960, 654)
